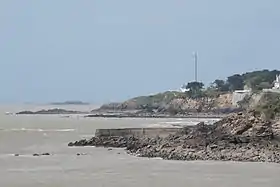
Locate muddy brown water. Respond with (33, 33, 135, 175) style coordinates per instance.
(0, 105, 279, 187)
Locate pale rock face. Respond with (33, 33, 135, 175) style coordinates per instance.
(272, 121, 280, 136)
(216, 93, 233, 107)
(273, 74, 280, 89)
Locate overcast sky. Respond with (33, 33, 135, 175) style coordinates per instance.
(1, 0, 280, 103)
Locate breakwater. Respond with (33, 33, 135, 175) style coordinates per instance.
(95, 127, 181, 138)
(84, 113, 225, 119)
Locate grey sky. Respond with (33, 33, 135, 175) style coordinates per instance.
(0, 0, 279, 103)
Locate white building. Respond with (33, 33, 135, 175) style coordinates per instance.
(179, 84, 190, 92)
(272, 74, 280, 89)
(263, 74, 280, 93)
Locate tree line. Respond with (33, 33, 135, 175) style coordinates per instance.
(183, 69, 280, 98)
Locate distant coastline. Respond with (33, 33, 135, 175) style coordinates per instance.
(16, 108, 87, 115)
(15, 69, 280, 120)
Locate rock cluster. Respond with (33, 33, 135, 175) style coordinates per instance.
(69, 112, 280, 163)
(32, 153, 51, 156)
(14, 153, 51, 157)
(16, 108, 84, 115)
(93, 92, 237, 116)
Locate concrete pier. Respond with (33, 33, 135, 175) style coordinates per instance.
(95, 127, 181, 138)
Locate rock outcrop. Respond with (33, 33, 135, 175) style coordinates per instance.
(69, 112, 280, 163)
(91, 91, 239, 118)
(16, 108, 84, 115)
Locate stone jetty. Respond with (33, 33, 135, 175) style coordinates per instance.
(69, 111, 280, 163)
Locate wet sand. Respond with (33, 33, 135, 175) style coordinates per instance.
(0, 105, 280, 187)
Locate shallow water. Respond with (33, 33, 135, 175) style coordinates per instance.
(0, 105, 280, 187)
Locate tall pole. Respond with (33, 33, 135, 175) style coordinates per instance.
(194, 52, 198, 82)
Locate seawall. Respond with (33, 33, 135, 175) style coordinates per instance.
(95, 127, 181, 138)
(85, 113, 225, 119)
(232, 90, 250, 107)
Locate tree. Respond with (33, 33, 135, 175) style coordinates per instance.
(243, 69, 280, 90)
(212, 79, 230, 92)
(185, 81, 205, 98)
(245, 76, 262, 90)
(257, 82, 271, 90)
(213, 79, 224, 88)
(227, 74, 244, 91)
(186, 81, 204, 91)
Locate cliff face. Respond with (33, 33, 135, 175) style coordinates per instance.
(162, 93, 233, 113)
(239, 91, 280, 120)
(94, 91, 236, 114)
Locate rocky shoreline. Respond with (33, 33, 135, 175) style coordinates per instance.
(84, 112, 226, 119)
(69, 112, 280, 163)
(15, 108, 227, 119)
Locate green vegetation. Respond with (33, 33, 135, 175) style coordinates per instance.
(129, 91, 186, 106)
(255, 92, 280, 120)
(99, 69, 280, 116)
(128, 69, 280, 109)
(215, 69, 279, 92)
(237, 91, 280, 120)
(211, 79, 230, 92)
(135, 69, 280, 116)
(243, 70, 279, 90)
(180, 69, 280, 98)
(185, 81, 206, 99)
(227, 74, 244, 91)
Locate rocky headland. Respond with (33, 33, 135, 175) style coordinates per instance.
(69, 111, 280, 163)
(15, 69, 280, 119)
(88, 69, 280, 118)
(16, 108, 85, 115)
(89, 91, 239, 118)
